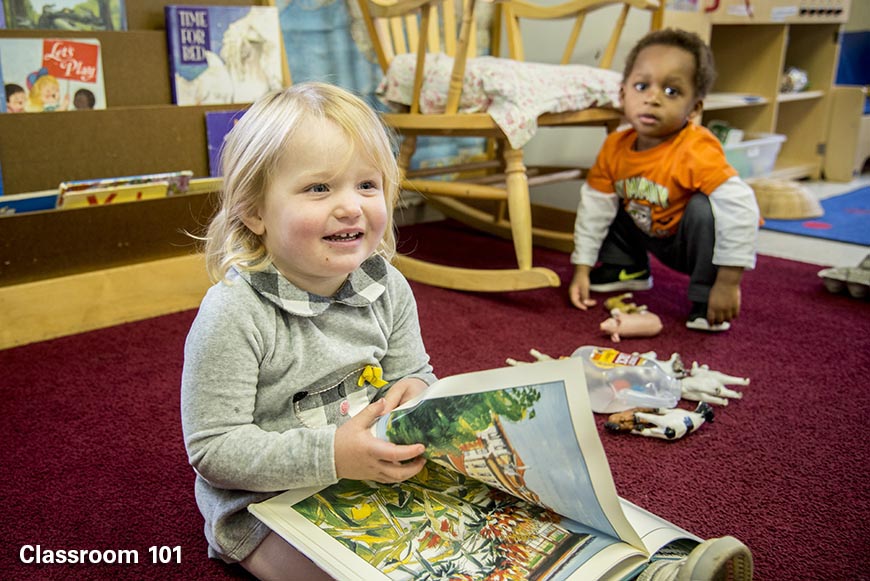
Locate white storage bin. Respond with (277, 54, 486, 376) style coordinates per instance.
(723, 133, 786, 178)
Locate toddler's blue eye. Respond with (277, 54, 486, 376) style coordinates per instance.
(308, 183, 329, 193)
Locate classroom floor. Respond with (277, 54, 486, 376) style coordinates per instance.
(756, 173, 870, 267)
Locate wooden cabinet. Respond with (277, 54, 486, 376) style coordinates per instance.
(668, 0, 851, 180)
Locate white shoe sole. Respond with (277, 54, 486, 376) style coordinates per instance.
(686, 318, 731, 332)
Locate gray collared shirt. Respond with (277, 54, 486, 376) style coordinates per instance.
(181, 255, 435, 562)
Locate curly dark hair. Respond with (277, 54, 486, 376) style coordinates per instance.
(622, 28, 717, 99)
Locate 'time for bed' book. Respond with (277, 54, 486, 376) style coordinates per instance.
(0, 37, 105, 112)
(2, 0, 126, 31)
(165, 5, 284, 106)
(249, 358, 700, 581)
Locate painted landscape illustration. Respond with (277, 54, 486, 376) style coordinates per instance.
(292, 382, 623, 580)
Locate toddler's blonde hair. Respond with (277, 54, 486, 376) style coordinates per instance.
(203, 82, 400, 283)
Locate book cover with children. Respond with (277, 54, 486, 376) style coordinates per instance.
(165, 4, 284, 106)
(0, 38, 105, 113)
(3, 0, 126, 31)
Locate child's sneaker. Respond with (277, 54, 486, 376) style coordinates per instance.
(686, 302, 731, 332)
(588, 264, 652, 292)
(639, 536, 754, 581)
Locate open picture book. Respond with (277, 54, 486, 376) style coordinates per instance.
(248, 358, 699, 580)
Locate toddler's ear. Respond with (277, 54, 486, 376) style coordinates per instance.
(241, 213, 265, 235)
(689, 98, 704, 120)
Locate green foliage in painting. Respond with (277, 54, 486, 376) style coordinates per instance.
(384, 387, 541, 456)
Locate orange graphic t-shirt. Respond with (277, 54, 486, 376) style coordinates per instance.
(585, 123, 736, 238)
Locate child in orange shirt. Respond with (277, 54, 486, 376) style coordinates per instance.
(569, 29, 760, 331)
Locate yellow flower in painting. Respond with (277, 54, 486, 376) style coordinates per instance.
(350, 503, 373, 521)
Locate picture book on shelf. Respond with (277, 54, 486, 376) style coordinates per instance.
(249, 358, 700, 581)
(205, 108, 246, 176)
(0, 37, 105, 112)
(2, 0, 126, 31)
(0, 189, 59, 215)
(165, 4, 284, 106)
(57, 170, 194, 209)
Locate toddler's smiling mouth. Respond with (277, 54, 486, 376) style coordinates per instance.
(324, 232, 363, 242)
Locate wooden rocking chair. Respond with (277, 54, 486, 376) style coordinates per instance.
(355, 0, 661, 292)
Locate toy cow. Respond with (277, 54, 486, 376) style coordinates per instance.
(604, 402, 714, 440)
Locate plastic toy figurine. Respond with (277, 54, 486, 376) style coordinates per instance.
(600, 311, 663, 342)
(604, 402, 714, 440)
(639, 351, 749, 405)
(603, 292, 648, 315)
(505, 348, 555, 367)
(679, 362, 749, 405)
(638, 351, 687, 378)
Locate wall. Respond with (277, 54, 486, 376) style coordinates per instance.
(844, 0, 869, 32)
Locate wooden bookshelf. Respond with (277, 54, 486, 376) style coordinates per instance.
(667, 1, 852, 180)
(0, 0, 264, 349)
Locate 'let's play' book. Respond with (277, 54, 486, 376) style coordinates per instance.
(165, 4, 284, 106)
(249, 359, 700, 581)
(0, 37, 105, 112)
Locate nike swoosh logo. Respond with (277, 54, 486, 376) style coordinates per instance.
(618, 269, 647, 281)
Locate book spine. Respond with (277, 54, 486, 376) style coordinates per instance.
(164, 6, 182, 105)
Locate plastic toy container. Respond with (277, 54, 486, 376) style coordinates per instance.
(571, 346, 682, 413)
(724, 133, 786, 178)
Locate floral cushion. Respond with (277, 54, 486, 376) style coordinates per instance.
(377, 52, 622, 149)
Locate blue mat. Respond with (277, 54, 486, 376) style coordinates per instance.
(761, 187, 870, 246)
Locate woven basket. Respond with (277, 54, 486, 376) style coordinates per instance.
(750, 179, 824, 220)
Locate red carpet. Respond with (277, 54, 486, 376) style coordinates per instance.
(1, 219, 868, 580)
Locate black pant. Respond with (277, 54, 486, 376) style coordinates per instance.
(597, 194, 717, 303)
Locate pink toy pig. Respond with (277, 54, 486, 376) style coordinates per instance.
(600, 311, 663, 342)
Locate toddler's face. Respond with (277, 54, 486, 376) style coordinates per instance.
(7, 91, 25, 112)
(243, 116, 388, 297)
(620, 44, 702, 151)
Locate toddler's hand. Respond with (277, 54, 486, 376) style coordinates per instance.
(380, 377, 428, 413)
(708, 267, 743, 324)
(334, 399, 426, 483)
(569, 266, 596, 310)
